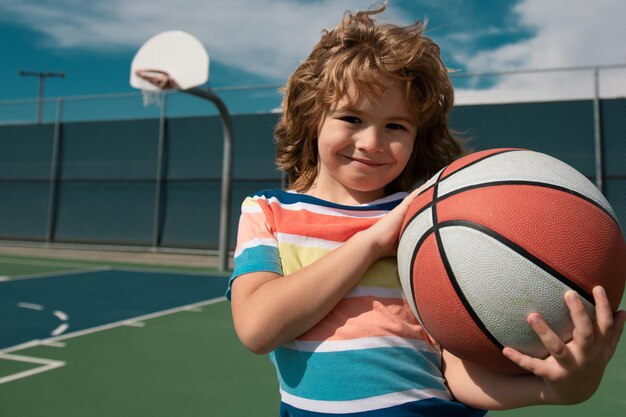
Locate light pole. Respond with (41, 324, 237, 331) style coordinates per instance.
(19, 70, 65, 124)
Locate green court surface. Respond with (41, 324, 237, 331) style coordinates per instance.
(0, 302, 279, 417)
(0, 253, 278, 417)
(0, 253, 624, 416)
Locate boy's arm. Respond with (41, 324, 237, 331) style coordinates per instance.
(443, 287, 626, 410)
(231, 233, 380, 354)
(231, 190, 420, 354)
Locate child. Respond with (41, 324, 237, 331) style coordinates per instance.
(227, 4, 625, 416)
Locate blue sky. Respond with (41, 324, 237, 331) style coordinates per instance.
(1, 0, 625, 118)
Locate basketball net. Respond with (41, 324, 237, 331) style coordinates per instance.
(135, 69, 178, 106)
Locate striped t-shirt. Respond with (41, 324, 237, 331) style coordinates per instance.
(227, 189, 487, 417)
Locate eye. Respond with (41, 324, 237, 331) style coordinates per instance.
(386, 123, 407, 131)
(339, 116, 361, 125)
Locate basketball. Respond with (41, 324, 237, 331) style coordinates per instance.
(397, 148, 626, 374)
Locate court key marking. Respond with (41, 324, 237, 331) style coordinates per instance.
(1, 297, 226, 385)
(17, 302, 70, 337)
(0, 353, 65, 385)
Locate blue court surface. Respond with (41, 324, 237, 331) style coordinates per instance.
(0, 268, 229, 350)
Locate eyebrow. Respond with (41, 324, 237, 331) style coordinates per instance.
(389, 115, 418, 126)
(334, 106, 417, 126)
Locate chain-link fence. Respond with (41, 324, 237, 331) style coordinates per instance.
(0, 65, 624, 254)
(453, 64, 626, 104)
(2, 64, 625, 124)
(0, 85, 285, 125)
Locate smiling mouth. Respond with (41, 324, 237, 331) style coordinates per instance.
(347, 156, 387, 166)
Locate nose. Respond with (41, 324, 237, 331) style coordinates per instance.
(355, 127, 384, 153)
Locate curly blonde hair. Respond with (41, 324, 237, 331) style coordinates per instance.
(275, 3, 462, 194)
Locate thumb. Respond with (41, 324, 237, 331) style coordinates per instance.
(396, 187, 423, 212)
(608, 310, 626, 359)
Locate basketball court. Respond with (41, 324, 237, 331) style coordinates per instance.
(0, 251, 279, 416)
(0, 250, 623, 416)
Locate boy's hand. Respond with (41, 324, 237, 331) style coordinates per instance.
(362, 188, 422, 259)
(502, 286, 626, 405)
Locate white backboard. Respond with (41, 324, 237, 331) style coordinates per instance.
(130, 30, 209, 91)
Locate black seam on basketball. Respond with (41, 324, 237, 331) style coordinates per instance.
(398, 173, 441, 242)
(439, 219, 595, 304)
(407, 227, 435, 329)
(399, 202, 433, 242)
(407, 171, 445, 335)
(439, 149, 520, 183)
(431, 169, 505, 350)
(406, 169, 445, 331)
(434, 180, 620, 229)
(434, 215, 505, 351)
(417, 182, 435, 197)
(432, 170, 442, 229)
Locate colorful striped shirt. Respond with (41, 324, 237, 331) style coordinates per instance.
(227, 189, 487, 417)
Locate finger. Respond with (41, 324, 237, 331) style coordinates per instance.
(502, 346, 548, 376)
(606, 310, 626, 361)
(528, 312, 573, 364)
(592, 286, 614, 336)
(393, 188, 424, 217)
(401, 187, 422, 206)
(565, 291, 594, 347)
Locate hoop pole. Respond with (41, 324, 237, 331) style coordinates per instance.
(152, 92, 168, 251)
(46, 97, 63, 244)
(185, 87, 234, 272)
(592, 67, 603, 193)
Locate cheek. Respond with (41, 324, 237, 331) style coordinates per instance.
(392, 140, 415, 166)
(316, 136, 338, 168)
(318, 129, 348, 156)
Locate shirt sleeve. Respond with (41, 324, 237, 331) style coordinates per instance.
(225, 196, 283, 300)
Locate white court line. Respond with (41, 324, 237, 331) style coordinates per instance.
(42, 341, 66, 348)
(1, 268, 227, 384)
(0, 256, 108, 270)
(18, 302, 44, 311)
(51, 323, 69, 337)
(39, 296, 227, 346)
(0, 297, 227, 384)
(53, 310, 69, 321)
(16, 306, 70, 336)
(0, 353, 66, 385)
(0, 266, 112, 282)
(123, 321, 145, 328)
(1, 265, 225, 282)
(105, 266, 230, 277)
(1, 296, 227, 354)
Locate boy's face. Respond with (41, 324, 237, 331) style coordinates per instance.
(310, 81, 417, 204)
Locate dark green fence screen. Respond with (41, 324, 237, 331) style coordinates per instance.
(0, 99, 623, 251)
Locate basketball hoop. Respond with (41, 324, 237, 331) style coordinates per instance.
(135, 69, 178, 106)
(130, 31, 209, 107)
(129, 31, 232, 273)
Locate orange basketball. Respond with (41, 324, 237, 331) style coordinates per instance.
(397, 148, 626, 373)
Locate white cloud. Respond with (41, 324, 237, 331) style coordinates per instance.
(455, 0, 626, 104)
(0, 0, 404, 80)
(3, 0, 625, 103)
